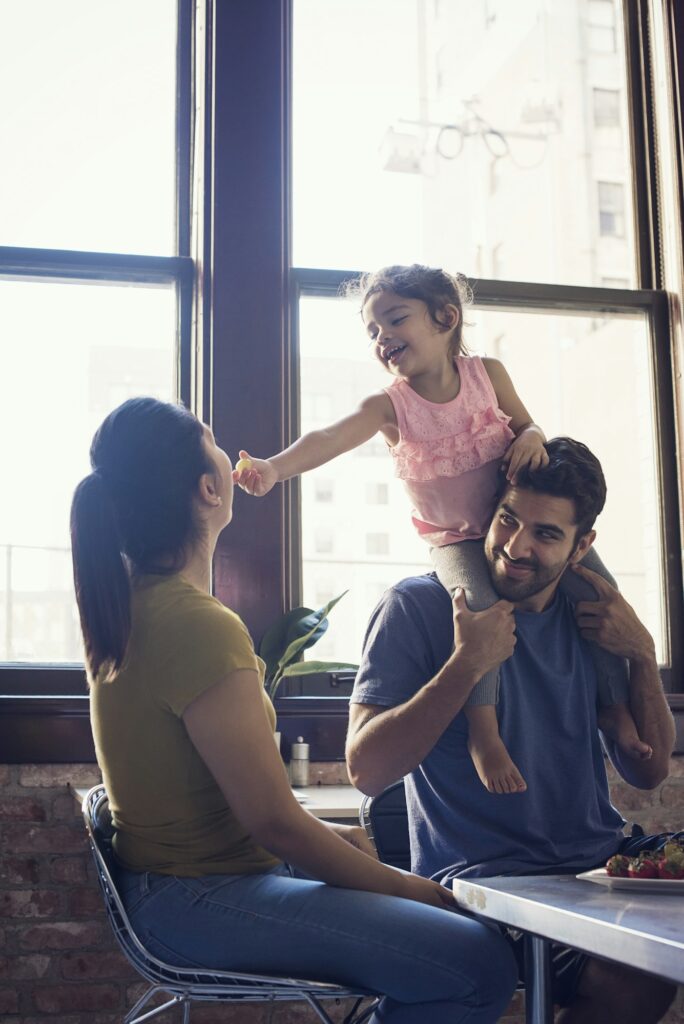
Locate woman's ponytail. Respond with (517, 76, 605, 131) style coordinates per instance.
(70, 472, 131, 682)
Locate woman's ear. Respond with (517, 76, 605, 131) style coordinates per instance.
(198, 472, 223, 509)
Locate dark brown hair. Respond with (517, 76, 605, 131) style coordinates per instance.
(70, 398, 210, 682)
(512, 437, 607, 540)
(344, 263, 472, 358)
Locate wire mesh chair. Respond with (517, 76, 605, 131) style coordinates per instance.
(82, 784, 380, 1024)
(359, 781, 410, 871)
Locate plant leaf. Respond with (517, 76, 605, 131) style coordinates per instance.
(281, 660, 359, 676)
(274, 591, 348, 676)
(258, 606, 315, 681)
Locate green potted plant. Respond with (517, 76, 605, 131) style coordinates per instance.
(259, 591, 358, 702)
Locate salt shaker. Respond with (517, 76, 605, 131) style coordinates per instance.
(289, 736, 310, 787)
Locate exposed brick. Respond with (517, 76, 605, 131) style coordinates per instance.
(60, 951, 134, 981)
(1, 824, 87, 855)
(19, 921, 106, 951)
(0, 765, 11, 785)
(52, 793, 80, 822)
(0, 890, 62, 920)
(609, 782, 661, 812)
(49, 857, 88, 885)
(0, 988, 19, 1014)
(68, 888, 104, 917)
(194, 1004, 268, 1023)
(0, 797, 47, 822)
(309, 762, 351, 786)
(666, 758, 684, 778)
(661, 781, 684, 809)
(0, 953, 52, 979)
(18, 767, 101, 789)
(0, 857, 40, 885)
(33, 983, 120, 1013)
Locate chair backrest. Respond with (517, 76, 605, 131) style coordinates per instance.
(359, 781, 411, 871)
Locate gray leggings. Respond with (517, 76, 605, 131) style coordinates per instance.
(431, 539, 630, 707)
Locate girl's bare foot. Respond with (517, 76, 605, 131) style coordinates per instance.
(598, 703, 652, 760)
(468, 737, 527, 794)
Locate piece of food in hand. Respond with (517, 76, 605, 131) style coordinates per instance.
(627, 854, 660, 879)
(235, 458, 252, 473)
(605, 854, 630, 877)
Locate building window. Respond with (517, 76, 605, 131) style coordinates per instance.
(366, 534, 390, 557)
(366, 482, 389, 505)
(588, 0, 616, 53)
(315, 480, 334, 503)
(314, 530, 334, 555)
(593, 88, 621, 128)
(598, 181, 626, 236)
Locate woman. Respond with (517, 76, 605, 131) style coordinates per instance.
(71, 397, 517, 1024)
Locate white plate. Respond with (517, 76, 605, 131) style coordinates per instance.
(577, 868, 684, 894)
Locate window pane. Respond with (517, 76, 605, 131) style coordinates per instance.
(0, 280, 177, 663)
(299, 295, 665, 666)
(293, 0, 636, 287)
(0, 0, 177, 254)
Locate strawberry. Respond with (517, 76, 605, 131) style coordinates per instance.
(627, 854, 660, 879)
(658, 853, 684, 880)
(606, 854, 630, 877)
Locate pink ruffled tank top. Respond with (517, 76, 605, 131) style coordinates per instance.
(384, 356, 515, 546)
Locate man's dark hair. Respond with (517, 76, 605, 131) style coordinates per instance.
(511, 437, 607, 540)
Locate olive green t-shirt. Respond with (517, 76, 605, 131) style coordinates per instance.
(90, 573, 281, 877)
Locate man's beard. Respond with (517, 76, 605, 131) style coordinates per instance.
(486, 545, 570, 601)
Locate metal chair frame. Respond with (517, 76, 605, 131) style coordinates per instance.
(359, 781, 410, 872)
(82, 784, 380, 1024)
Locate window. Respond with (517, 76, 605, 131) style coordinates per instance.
(588, 0, 616, 53)
(366, 482, 389, 505)
(598, 181, 626, 236)
(291, 0, 683, 700)
(0, 1, 187, 670)
(593, 88, 621, 128)
(314, 480, 335, 503)
(366, 534, 390, 557)
(292, 0, 636, 287)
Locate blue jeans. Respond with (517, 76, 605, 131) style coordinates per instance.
(116, 863, 518, 1024)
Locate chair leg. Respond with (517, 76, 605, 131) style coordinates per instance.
(181, 997, 191, 1024)
(125, 986, 183, 1024)
(303, 994, 336, 1024)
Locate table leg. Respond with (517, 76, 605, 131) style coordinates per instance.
(525, 934, 553, 1024)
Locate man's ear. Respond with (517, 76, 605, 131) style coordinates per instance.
(197, 471, 222, 508)
(569, 529, 596, 565)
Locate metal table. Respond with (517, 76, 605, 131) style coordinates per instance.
(452, 874, 684, 1024)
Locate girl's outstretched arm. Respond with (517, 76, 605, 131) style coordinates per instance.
(233, 391, 396, 496)
(483, 357, 548, 483)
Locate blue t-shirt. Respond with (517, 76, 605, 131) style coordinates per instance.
(352, 573, 625, 882)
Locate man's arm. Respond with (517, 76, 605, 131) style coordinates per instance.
(346, 590, 516, 795)
(572, 564, 675, 789)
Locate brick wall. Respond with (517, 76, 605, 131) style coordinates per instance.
(0, 760, 682, 1024)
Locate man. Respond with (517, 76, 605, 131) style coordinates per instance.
(347, 438, 678, 1023)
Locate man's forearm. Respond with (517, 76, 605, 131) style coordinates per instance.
(346, 653, 479, 796)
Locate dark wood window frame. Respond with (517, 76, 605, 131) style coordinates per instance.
(1, 0, 683, 762)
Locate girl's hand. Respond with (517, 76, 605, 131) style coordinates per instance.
(232, 450, 279, 496)
(501, 427, 549, 484)
(397, 872, 456, 910)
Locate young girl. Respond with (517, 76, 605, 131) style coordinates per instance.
(234, 264, 650, 794)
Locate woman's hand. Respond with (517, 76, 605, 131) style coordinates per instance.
(397, 872, 456, 910)
(232, 450, 279, 496)
(501, 426, 549, 484)
(327, 823, 379, 859)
